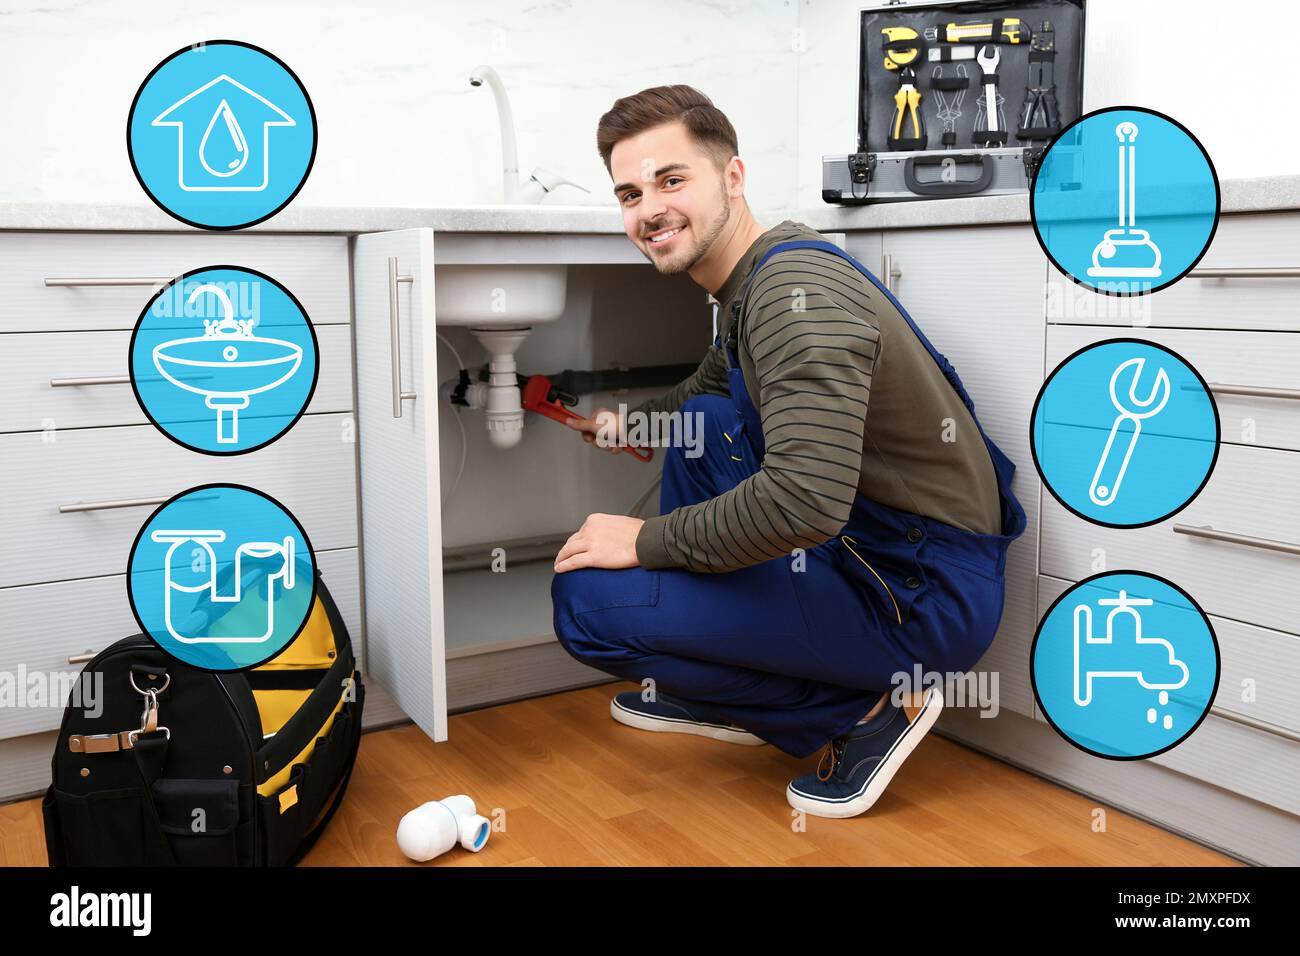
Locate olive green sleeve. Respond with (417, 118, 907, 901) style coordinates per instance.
(638, 254, 881, 572)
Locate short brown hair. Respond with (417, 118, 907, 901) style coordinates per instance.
(596, 85, 738, 176)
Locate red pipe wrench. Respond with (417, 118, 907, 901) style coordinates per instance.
(520, 374, 653, 462)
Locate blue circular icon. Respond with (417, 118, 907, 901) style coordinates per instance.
(1031, 106, 1220, 296)
(128, 485, 316, 671)
(1032, 571, 1219, 760)
(1031, 339, 1219, 527)
(130, 267, 318, 455)
(127, 40, 317, 230)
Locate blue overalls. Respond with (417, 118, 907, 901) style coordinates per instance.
(551, 240, 1027, 758)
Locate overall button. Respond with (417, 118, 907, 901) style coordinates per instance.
(906, 527, 923, 543)
(904, 576, 922, 589)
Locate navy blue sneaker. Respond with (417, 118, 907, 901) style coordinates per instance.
(610, 691, 765, 746)
(786, 686, 944, 818)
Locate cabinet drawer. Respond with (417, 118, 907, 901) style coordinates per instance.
(0, 548, 360, 741)
(0, 325, 354, 434)
(1035, 575, 1299, 814)
(1040, 442, 1300, 636)
(0, 414, 357, 589)
(1046, 325, 1300, 453)
(1038, 575, 1300, 735)
(1147, 712, 1300, 816)
(0, 232, 351, 333)
(1046, 212, 1300, 331)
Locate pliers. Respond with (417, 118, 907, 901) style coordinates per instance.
(890, 67, 924, 144)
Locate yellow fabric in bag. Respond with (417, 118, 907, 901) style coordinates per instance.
(258, 594, 337, 670)
(257, 684, 352, 798)
(250, 595, 351, 797)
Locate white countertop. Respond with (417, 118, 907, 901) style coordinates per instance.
(2, 174, 1296, 234)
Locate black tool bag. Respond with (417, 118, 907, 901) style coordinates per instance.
(41, 570, 364, 867)
(824, 0, 1085, 203)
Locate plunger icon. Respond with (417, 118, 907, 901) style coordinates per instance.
(1086, 121, 1162, 279)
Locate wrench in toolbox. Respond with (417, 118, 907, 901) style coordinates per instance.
(976, 44, 1001, 134)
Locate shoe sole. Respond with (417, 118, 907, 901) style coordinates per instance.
(785, 686, 944, 819)
(610, 696, 765, 746)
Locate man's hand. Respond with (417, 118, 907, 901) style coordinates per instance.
(564, 406, 624, 456)
(554, 513, 645, 572)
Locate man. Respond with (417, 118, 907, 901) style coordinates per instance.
(551, 85, 1026, 818)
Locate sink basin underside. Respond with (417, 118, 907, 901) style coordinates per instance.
(434, 264, 567, 327)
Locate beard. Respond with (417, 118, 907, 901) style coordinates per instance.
(643, 181, 732, 275)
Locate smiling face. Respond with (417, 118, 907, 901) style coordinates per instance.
(610, 120, 739, 275)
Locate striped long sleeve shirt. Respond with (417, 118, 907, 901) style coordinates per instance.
(630, 220, 1002, 573)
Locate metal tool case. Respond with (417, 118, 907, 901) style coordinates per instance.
(824, 0, 1085, 203)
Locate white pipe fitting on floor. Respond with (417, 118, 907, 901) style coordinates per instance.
(396, 794, 491, 862)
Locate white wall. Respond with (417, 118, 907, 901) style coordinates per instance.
(0, 0, 806, 212)
(5, 0, 1294, 216)
(797, 0, 1300, 209)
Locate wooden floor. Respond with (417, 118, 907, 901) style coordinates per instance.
(2, 680, 1239, 866)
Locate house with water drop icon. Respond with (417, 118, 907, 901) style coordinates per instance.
(151, 74, 295, 192)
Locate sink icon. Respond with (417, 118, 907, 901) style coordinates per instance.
(153, 283, 303, 444)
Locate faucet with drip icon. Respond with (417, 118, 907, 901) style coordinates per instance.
(152, 283, 304, 446)
(1072, 589, 1189, 710)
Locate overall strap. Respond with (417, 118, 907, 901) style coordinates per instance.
(728, 239, 977, 417)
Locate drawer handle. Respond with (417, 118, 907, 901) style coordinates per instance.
(1211, 707, 1300, 745)
(1202, 383, 1300, 401)
(1188, 267, 1300, 279)
(49, 376, 131, 387)
(44, 277, 175, 287)
(881, 254, 901, 294)
(389, 257, 416, 418)
(58, 495, 169, 514)
(1172, 523, 1300, 557)
(67, 652, 97, 665)
(49, 373, 207, 388)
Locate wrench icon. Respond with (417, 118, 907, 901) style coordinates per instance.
(1089, 357, 1171, 507)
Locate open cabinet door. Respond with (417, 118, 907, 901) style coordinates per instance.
(353, 228, 448, 742)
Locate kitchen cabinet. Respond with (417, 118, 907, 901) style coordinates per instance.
(0, 548, 361, 741)
(352, 228, 450, 743)
(0, 228, 369, 803)
(0, 232, 352, 331)
(4, 198, 1296, 862)
(853, 224, 1047, 719)
(1039, 441, 1300, 637)
(1044, 211, 1300, 332)
(0, 324, 353, 432)
(0, 415, 356, 589)
(1005, 208, 1300, 863)
(1045, 324, 1300, 454)
(1037, 575, 1300, 817)
(348, 229, 709, 734)
(800, 207, 1299, 864)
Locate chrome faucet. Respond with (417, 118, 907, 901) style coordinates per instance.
(468, 65, 589, 204)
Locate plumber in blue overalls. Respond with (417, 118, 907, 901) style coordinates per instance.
(551, 107, 1027, 819)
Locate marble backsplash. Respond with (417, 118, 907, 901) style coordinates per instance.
(2, 0, 1294, 215)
